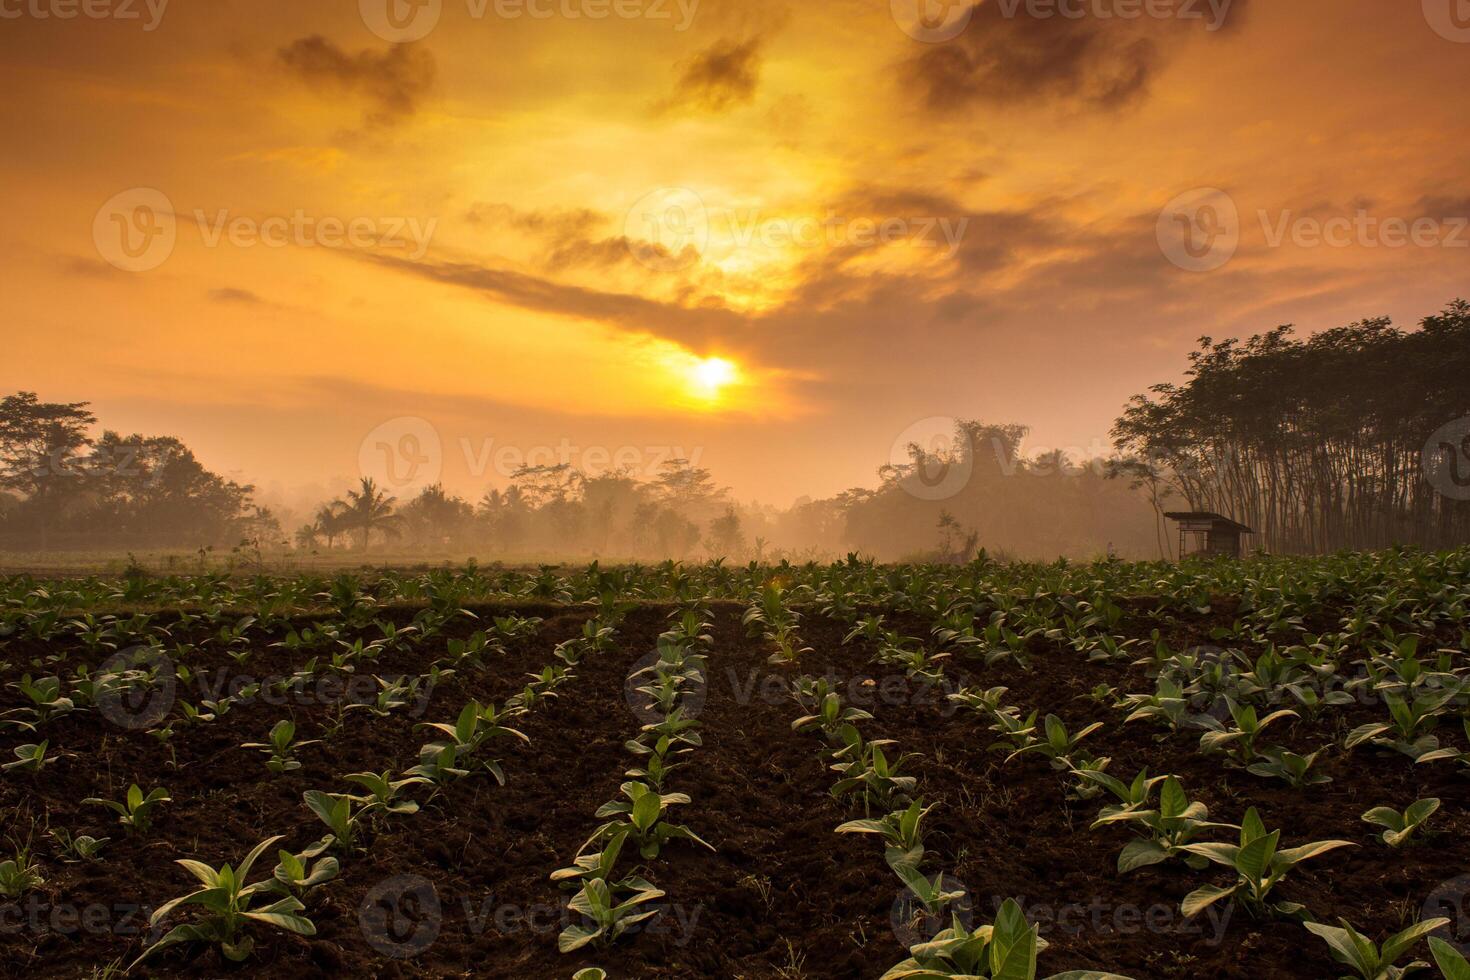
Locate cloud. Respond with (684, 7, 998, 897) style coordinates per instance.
(356, 253, 742, 351)
(905, 0, 1250, 113)
(659, 36, 766, 113)
(464, 202, 697, 273)
(208, 287, 263, 305)
(1416, 194, 1470, 221)
(278, 36, 435, 125)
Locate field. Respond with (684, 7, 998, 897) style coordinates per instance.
(2, 553, 1469, 979)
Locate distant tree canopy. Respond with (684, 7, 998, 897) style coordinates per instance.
(0, 392, 274, 550)
(833, 421, 1159, 561)
(10, 302, 1467, 559)
(1113, 299, 1470, 553)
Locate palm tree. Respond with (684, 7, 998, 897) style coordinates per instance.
(294, 523, 319, 551)
(314, 502, 345, 550)
(340, 477, 401, 551)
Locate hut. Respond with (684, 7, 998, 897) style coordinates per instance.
(1164, 512, 1254, 559)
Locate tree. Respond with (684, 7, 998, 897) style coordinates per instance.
(399, 484, 473, 548)
(1107, 457, 1175, 559)
(1113, 300, 1470, 553)
(0, 392, 96, 548)
(338, 478, 401, 550)
(294, 523, 320, 551)
(314, 503, 345, 550)
(706, 506, 744, 558)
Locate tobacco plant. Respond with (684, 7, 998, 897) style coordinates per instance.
(558, 877, 665, 952)
(133, 835, 315, 968)
(583, 781, 713, 860)
(1180, 807, 1355, 919)
(836, 799, 934, 871)
(241, 720, 318, 774)
(1303, 916, 1448, 980)
(83, 784, 171, 834)
(1361, 798, 1440, 848)
(881, 900, 1136, 980)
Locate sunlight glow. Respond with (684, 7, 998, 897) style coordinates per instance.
(689, 356, 738, 400)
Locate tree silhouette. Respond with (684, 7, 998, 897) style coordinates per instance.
(339, 477, 401, 551)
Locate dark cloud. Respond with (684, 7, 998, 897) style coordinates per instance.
(356, 253, 740, 350)
(464, 202, 702, 273)
(1417, 195, 1470, 221)
(660, 36, 765, 113)
(208, 287, 263, 305)
(278, 36, 435, 124)
(905, 0, 1250, 113)
(60, 256, 129, 279)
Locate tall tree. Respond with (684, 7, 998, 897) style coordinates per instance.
(339, 477, 401, 550)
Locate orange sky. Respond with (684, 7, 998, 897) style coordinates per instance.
(2, 0, 1468, 508)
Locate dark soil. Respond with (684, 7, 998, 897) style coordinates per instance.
(1, 603, 1466, 979)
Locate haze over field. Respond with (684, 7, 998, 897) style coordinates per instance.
(4, 0, 1469, 513)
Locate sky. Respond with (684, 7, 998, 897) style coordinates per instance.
(2, 0, 1468, 510)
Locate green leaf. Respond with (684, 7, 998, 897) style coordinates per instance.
(1430, 937, 1470, 980)
(1181, 883, 1236, 919)
(1117, 839, 1170, 874)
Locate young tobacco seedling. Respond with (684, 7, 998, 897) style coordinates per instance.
(831, 739, 919, 812)
(302, 791, 367, 851)
(1008, 714, 1105, 770)
(0, 845, 44, 898)
(241, 720, 318, 774)
(1197, 700, 1299, 767)
(558, 876, 665, 953)
(552, 829, 652, 892)
(1090, 775, 1235, 873)
(624, 735, 685, 790)
(3, 741, 49, 774)
(893, 866, 967, 918)
(1303, 915, 1448, 980)
(881, 900, 1136, 980)
(1247, 746, 1332, 787)
(132, 835, 315, 968)
(6, 674, 74, 725)
(583, 782, 714, 860)
(1180, 806, 1355, 920)
(83, 785, 171, 834)
(1345, 690, 1456, 760)
(50, 828, 109, 862)
(1361, 798, 1440, 848)
(837, 799, 934, 871)
(792, 683, 874, 740)
(343, 770, 427, 818)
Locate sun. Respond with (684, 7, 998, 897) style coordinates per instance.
(689, 356, 738, 399)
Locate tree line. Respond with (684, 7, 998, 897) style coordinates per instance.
(0, 393, 278, 551)
(5, 299, 1464, 560)
(1112, 299, 1470, 553)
